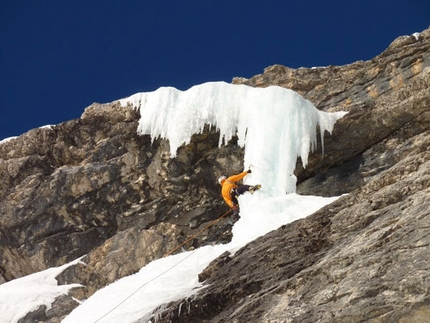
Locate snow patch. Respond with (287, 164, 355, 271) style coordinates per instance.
(0, 136, 18, 145)
(0, 258, 84, 323)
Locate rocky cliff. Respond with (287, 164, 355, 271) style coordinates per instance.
(1, 27, 429, 322)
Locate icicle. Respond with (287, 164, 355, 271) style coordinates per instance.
(120, 81, 346, 196)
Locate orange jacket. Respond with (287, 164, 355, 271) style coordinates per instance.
(220, 171, 249, 208)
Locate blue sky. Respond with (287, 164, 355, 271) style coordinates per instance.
(1, 0, 429, 140)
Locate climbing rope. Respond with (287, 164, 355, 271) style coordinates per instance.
(164, 207, 234, 257)
(92, 207, 234, 323)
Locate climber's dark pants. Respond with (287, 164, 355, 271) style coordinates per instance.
(230, 185, 252, 206)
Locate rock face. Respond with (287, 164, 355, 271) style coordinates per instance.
(0, 104, 240, 289)
(155, 133, 430, 323)
(233, 31, 430, 198)
(0, 28, 429, 322)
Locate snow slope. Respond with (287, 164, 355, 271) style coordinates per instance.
(0, 258, 83, 322)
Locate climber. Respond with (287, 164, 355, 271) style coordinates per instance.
(218, 169, 261, 210)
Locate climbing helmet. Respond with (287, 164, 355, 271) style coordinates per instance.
(218, 175, 227, 184)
